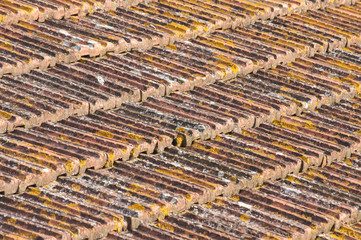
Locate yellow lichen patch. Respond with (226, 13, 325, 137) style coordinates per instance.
(70, 14, 82, 21)
(199, 38, 227, 51)
(352, 103, 360, 109)
(175, 135, 184, 147)
(240, 129, 255, 138)
(230, 195, 240, 201)
(165, 22, 187, 38)
(160, 205, 170, 218)
(343, 47, 354, 53)
(213, 198, 225, 206)
(113, 216, 125, 232)
(156, 222, 174, 232)
(301, 171, 318, 181)
(67, 203, 81, 213)
(71, 183, 81, 192)
(214, 135, 223, 141)
(172, 169, 183, 174)
(17, 20, 36, 30)
(166, 44, 177, 51)
(79, 160, 86, 169)
(300, 155, 310, 165)
(0, 14, 6, 24)
(263, 233, 282, 240)
(301, 213, 312, 221)
(331, 74, 360, 94)
(337, 226, 361, 238)
(343, 158, 354, 166)
(7, 217, 16, 225)
(95, 130, 114, 139)
(214, 54, 231, 63)
(228, 176, 238, 183)
(280, 86, 291, 92)
(127, 133, 143, 141)
(285, 175, 302, 184)
(239, 214, 250, 222)
(300, 120, 316, 130)
(308, 169, 326, 179)
(329, 232, 350, 240)
(104, 152, 115, 168)
(26, 187, 42, 196)
(65, 160, 74, 174)
(328, 59, 361, 72)
(0, 110, 13, 120)
(58, 135, 82, 145)
(192, 142, 220, 154)
(353, 130, 361, 135)
(185, 193, 193, 202)
(272, 141, 297, 152)
(273, 120, 299, 131)
(244, 147, 276, 160)
(336, 185, 350, 193)
(204, 202, 213, 208)
(175, 127, 186, 133)
(128, 203, 146, 212)
(0, 41, 13, 51)
(217, 59, 239, 75)
(42, 196, 57, 209)
(127, 183, 155, 197)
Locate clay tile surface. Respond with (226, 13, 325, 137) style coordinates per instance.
(0, 42, 361, 134)
(1, 95, 361, 238)
(2, 0, 361, 239)
(0, 0, 359, 79)
(2, 2, 361, 132)
(2, 50, 361, 194)
(1, 0, 351, 25)
(0, 0, 157, 24)
(106, 152, 361, 239)
(317, 222, 361, 239)
(0, 143, 360, 239)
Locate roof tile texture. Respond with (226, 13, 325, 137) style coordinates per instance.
(96, 152, 361, 239)
(3, 49, 361, 194)
(0, 0, 157, 24)
(1, 95, 361, 238)
(1, 0, 361, 239)
(3, 3, 361, 132)
(0, 1, 359, 78)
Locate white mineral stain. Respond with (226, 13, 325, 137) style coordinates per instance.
(97, 75, 105, 85)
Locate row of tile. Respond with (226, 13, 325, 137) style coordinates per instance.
(0, 0, 156, 24)
(0, 1, 360, 78)
(0, 0, 353, 25)
(1, 132, 360, 239)
(318, 222, 361, 240)
(2, 33, 361, 134)
(1, 46, 360, 135)
(1, 95, 361, 238)
(2, 48, 361, 194)
(110, 153, 361, 240)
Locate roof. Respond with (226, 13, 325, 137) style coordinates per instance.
(0, 0, 361, 239)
